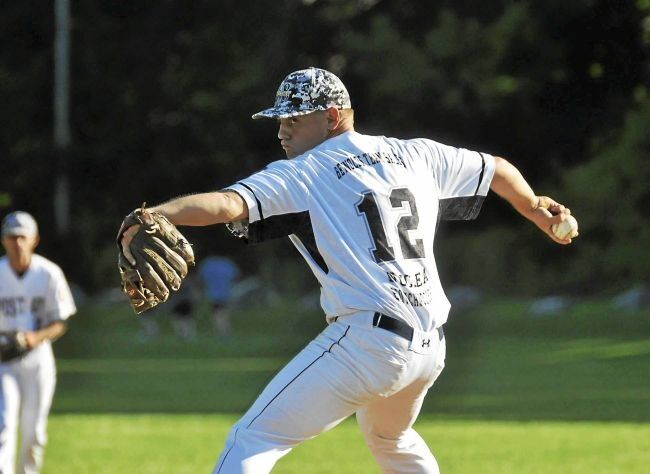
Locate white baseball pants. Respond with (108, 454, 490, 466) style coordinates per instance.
(0, 343, 56, 474)
(213, 311, 446, 473)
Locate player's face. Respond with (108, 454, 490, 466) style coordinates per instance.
(277, 111, 330, 158)
(1, 234, 39, 273)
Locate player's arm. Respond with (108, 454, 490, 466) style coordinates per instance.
(119, 191, 248, 268)
(150, 191, 249, 226)
(24, 320, 67, 349)
(489, 156, 573, 244)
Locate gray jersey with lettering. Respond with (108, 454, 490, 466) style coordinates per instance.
(227, 130, 494, 331)
(0, 254, 76, 331)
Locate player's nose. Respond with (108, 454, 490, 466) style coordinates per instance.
(277, 122, 290, 141)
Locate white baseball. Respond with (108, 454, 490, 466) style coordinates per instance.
(552, 215, 579, 240)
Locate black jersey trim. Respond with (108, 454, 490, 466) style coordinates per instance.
(474, 153, 487, 196)
(238, 182, 264, 220)
(438, 195, 486, 221)
(292, 228, 329, 274)
(246, 211, 328, 273)
(438, 153, 488, 221)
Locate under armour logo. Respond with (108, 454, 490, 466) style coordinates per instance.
(422, 339, 431, 347)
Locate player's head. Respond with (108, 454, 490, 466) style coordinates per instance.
(252, 67, 354, 158)
(1, 211, 40, 272)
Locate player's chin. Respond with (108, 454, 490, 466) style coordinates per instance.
(283, 148, 297, 158)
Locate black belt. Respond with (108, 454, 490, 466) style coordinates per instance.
(372, 312, 414, 340)
(372, 312, 444, 342)
(333, 313, 443, 342)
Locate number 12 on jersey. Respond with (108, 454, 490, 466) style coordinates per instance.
(355, 187, 425, 263)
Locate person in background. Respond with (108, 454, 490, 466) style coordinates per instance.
(198, 256, 240, 338)
(136, 275, 199, 341)
(169, 275, 199, 341)
(0, 211, 75, 474)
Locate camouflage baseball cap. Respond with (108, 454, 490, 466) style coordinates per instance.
(252, 67, 351, 120)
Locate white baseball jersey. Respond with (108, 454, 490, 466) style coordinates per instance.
(0, 254, 76, 332)
(227, 130, 495, 332)
(0, 254, 75, 474)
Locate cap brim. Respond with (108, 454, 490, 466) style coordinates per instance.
(251, 107, 322, 120)
(2, 227, 37, 237)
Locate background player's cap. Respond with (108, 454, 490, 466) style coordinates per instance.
(252, 67, 351, 120)
(1, 211, 39, 238)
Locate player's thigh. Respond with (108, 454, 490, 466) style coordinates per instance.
(17, 348, 56, 425)
(357, 377, 430, 439)
(237, 323, 407, 440)
(355, 339, 446, 439)
(0, 368, 20, 431)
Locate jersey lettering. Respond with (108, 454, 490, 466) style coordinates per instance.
(356, 192, 395, 262)
(31, 297, 45, 316)
(356, 187, 424, 263)
(0, 297, 26, 317)
(390, 188, 425, 259)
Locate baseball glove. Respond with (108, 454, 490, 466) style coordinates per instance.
(0, 331, 29, 362)
(117, 204, 195, 314)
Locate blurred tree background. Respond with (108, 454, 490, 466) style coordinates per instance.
(1, 0, 648, 296)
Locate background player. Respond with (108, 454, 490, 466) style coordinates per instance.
(0, 211, 76, 474)
(198, 255, 240, 338)
(136, 274, 199, 341)
(120, 67, 575, 473)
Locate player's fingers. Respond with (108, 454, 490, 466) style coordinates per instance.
(537, 196, 570, 216)
(121, 225, 140, 265)
(545, 213, 574, 244)
(546, 229, 571, 245)
(548, 203, 567, 215)
(549, 212, 567, 224)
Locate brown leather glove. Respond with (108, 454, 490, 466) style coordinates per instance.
(117, 205, 195, 314)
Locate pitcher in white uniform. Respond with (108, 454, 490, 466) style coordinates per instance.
(0, 212, 76, 474)
(121, 67, 575, 473)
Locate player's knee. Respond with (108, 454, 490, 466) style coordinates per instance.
(361, 429, 403, 452)
(360, 427, 424, 455)
(21, 431, 47, 450)
(215, 425, 289, 474)
(361, 428, 439, 472)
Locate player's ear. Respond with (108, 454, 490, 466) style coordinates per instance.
(325, 107, 341, 131)
(32, 235, 40, 250)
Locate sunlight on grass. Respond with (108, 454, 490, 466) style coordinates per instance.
(43, 415, 650, 474)
(543, 339, 650, 363)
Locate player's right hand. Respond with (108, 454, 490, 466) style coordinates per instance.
(536, 196, 570, 216)
(533, 196, 574, 245)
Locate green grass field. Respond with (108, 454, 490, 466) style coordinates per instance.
(41, 298, 650, 473)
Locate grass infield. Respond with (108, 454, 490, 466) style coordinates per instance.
(42, 298, 649, 472)
(44, 414, 650, 473)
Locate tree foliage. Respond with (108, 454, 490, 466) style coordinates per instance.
(0, 0, 647, 293)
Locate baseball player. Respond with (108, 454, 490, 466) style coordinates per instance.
(120, 67, 575, 473)
(0, 212, 76, 474)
